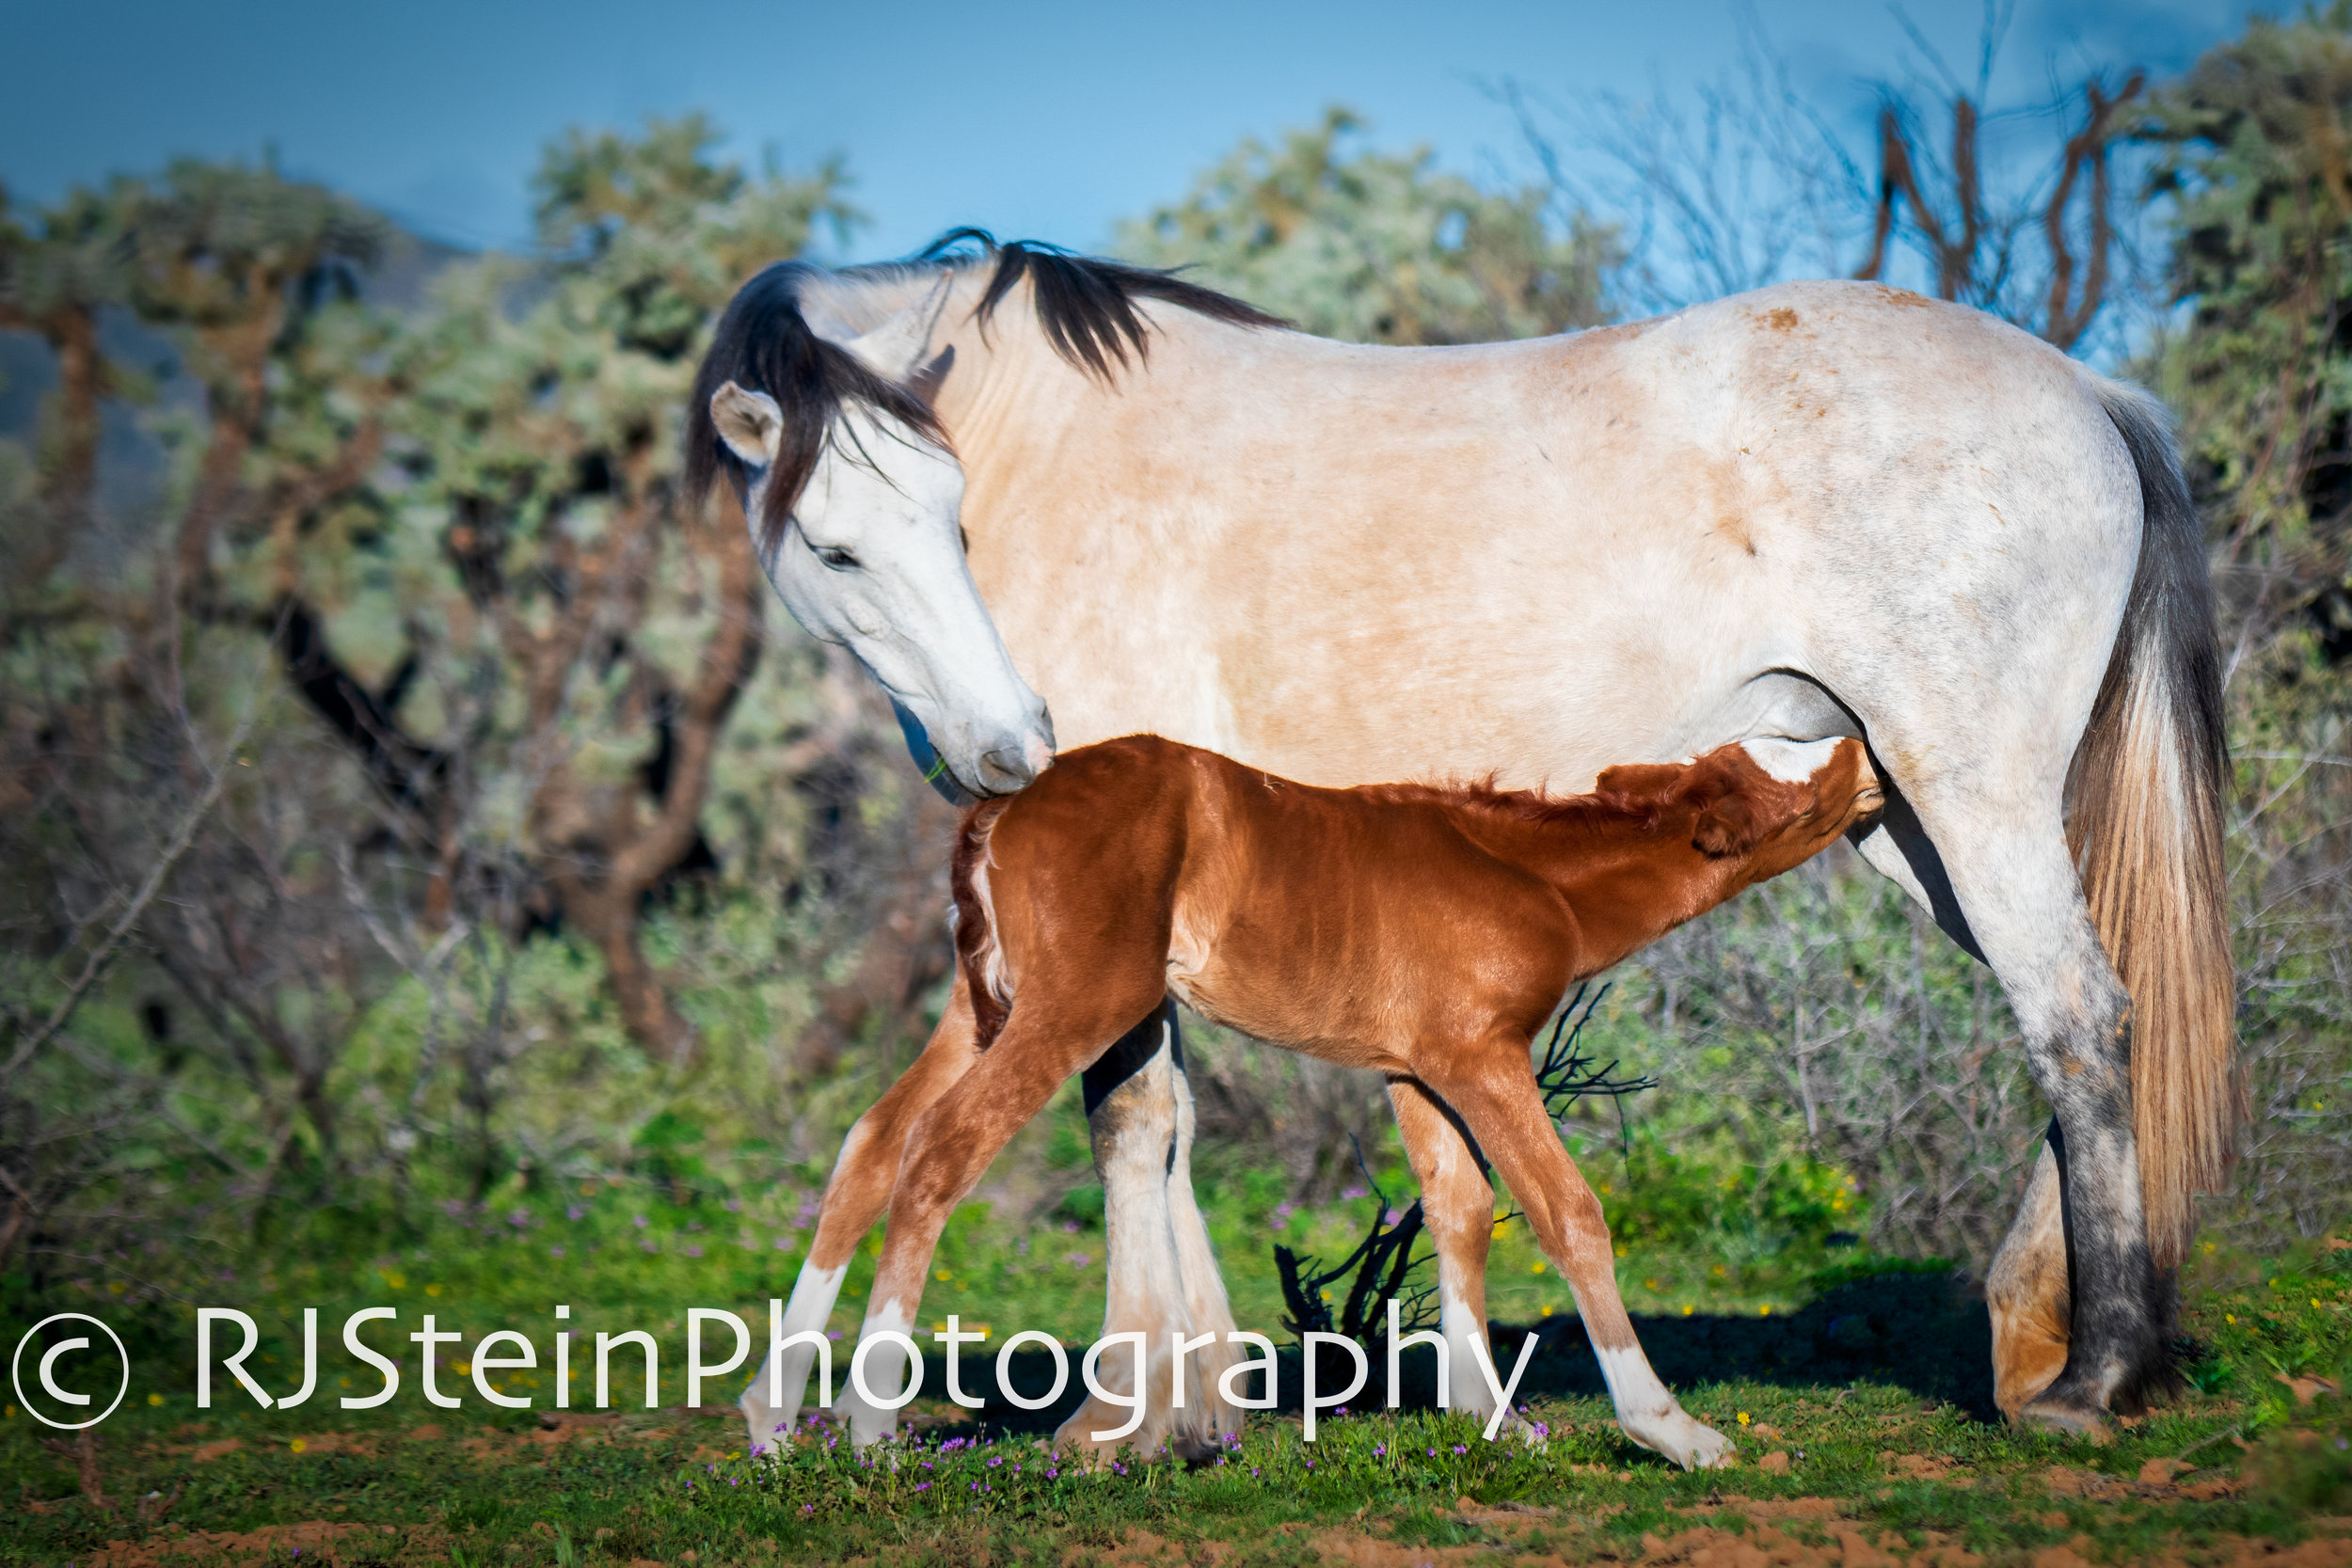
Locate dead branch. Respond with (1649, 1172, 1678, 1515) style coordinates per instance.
(2, 697, 264, 1079)
(2042, 73, 2145, 351)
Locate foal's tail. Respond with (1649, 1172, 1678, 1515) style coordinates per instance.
(2071, 380, 2241, 1269)
(949, 800, 1017, 1052)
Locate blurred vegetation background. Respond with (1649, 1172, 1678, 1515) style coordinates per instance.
(0, 7, 2347, 1344)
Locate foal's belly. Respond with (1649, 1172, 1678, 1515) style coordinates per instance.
(1161, 835, 1571, 1074)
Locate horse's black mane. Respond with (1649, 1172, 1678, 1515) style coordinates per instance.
(924, 227, 1284, 379)
(686, 229, 1282, 555)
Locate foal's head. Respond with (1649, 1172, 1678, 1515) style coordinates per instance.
(1592, 736, 1883, 882)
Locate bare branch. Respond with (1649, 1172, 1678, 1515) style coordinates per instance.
(2, 697, 266, 1079)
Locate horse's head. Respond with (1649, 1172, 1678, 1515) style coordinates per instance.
(692, 268, 1054, 799)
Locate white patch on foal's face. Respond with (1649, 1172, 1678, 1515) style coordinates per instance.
(1738, 735, 1847, 784)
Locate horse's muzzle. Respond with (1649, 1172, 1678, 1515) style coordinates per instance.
(969, 712, 1056, 797)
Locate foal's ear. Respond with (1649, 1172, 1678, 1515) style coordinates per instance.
(1689, 787, 1763, 859)
(709, 381, 784, 467)
(1592, 762, 1681, 802)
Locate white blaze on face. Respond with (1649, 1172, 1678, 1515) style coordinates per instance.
(1739, 735, 1847, 784)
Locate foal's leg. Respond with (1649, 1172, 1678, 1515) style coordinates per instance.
(740, 984, 982, 1453)
(846, 981, 1167, 1447)
(1419, 1043, 1731, 1470)
(1387, 1079, 1507, 1427)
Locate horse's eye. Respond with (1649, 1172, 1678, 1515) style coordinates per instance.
(814, 545, 859, 571)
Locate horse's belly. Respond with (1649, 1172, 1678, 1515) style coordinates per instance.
(1083, 594, 1771, 793)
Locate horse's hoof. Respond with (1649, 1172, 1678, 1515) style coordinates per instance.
(1683, 1424, 1737, 1470)
(2014, 1394, 2112, 1444)
(1168, 1429, 1220, 1465)
(1054, 1400, 1155, 1458)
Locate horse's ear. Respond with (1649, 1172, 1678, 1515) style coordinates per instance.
(821, 272, 955, 384)
(709, 381, 784, 466)
(1691, 790, 1763, 858)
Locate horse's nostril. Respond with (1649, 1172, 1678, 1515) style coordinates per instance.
(977, 746, 1034, 793)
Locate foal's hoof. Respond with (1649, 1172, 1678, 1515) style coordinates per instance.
(1491, 1409, 1549, 1449)
(2014, 1393, 2112, 1445)
(1629, 1409, 1735, 1470)
(1681, 1422, 1737, 1471)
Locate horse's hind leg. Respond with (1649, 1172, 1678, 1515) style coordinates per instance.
(1986, 1133, 2072, 1416)
(740, 982, 983, 1454)
(1851, 794, 2076, 1415)
(1416, 1044, 1730, 1469)
(1904, 797, 2160, 1430)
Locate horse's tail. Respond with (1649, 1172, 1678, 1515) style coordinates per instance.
(2069, 379, 2240, 1269)
(949, 800, 1016, 1052)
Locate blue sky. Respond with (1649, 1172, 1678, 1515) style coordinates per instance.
(0, 0, 2262, 261)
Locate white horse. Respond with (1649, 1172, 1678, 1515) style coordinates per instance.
(690, 234, 2235, 1462)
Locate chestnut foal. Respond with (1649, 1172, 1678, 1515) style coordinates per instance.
(790, 734, 1879, 1469)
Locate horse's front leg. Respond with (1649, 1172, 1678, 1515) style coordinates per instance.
(1054, 1003, 1202, 1460)
(1167, 1021, 1247, 1455)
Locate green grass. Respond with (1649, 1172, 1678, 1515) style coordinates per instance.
(2, 1083, 2342, 1563)
(10, 1209, 2352, 1565)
